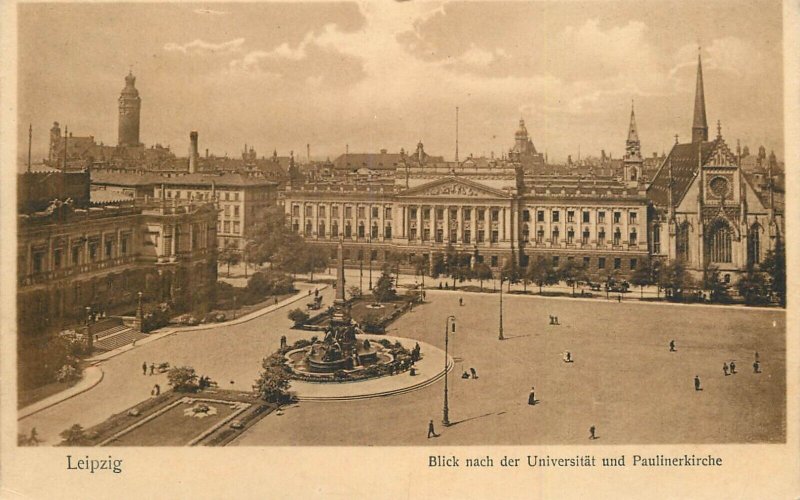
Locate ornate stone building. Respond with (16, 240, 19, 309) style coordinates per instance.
(17, 173, 218, 339)
(646, 54, 784, 281)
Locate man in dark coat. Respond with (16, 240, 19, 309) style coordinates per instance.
(427, 419, 436, 438)
(694, 375, 702, 391)
(142, 362, 147, 375)
(528, 387, 536, 405)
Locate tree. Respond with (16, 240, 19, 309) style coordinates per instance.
(412, 255, 428, 288)
(737, 266, 769, 306)
(254, 353, 291, 403)
(501, 255, 522, 291)
(372, 269, 397, 303)
(557, 260, 586, 296)
(218, 242, 240, 277)
(761, 236, 786, 306)
(347, 285, 362, 300)
(430, 253, 446, 279)
(526, 256, 558, 294)
(167, 366, 198, 392)
(298, 245, 329, 282)
(287, 308, 310, 325)
(60, 424, 89, 446)
(658, 260, 695, 299)
(702, 264, 731, 303)
(629, 257, 655, 298)
(473, 262, 493, 291)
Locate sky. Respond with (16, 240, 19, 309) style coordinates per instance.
(17, 0, 784, 164)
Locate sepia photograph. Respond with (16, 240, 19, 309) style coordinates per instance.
(2, 0, 797, 497)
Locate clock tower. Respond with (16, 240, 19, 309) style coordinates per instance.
(118, 70, 141, 147)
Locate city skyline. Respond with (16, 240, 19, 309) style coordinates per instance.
(18, 1, 783, 163)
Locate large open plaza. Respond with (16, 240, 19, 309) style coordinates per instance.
(18, 277, 785, 446)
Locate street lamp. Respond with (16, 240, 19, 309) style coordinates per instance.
(368, 236, 373, 290)
(499, 275, 505, 340)
(443, 315, 456, 426)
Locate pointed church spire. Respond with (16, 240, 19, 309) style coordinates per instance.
(625, 100, 641, 160)
(692, 50, 708, 143)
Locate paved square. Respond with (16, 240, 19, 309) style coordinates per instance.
(232, 291, 785, 445)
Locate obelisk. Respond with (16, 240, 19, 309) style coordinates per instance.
(331, 240, 350, 324)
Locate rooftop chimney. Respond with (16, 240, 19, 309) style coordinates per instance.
(189, 131, 199, 173)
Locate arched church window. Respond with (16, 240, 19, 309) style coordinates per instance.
(706, 219, 732, 263)
(747, 224, 761, 266)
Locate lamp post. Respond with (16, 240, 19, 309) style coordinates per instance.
(85, 305, 94, 352)
(443, 315, 456, 426)
(359, 257, 364, 295)
(499, 275, 505, 340)
(368, 236, 373, 290)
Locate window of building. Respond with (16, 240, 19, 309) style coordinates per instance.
(371, 250, 378, 261)
(491, 209, 499, 222)
(552, 227, 560, 243)
(409, 207, 417, 220)
(121, 236, 129, 255)
(423, 208, 431, 220)
(630, 258, 637, 270)
(582, 228, 590, 245)
(105, 240, 113, 259)
(343, 249, 351, 260)
(89, 242, 98, 261)
(436, 229, 444, 243)
(567, 211, 575, 223)
(582, 211, 590, 223)
(567, 228, 574, 244)
(372, 206, 379, 219)
(358, 206, 366, 219)
(629, 228, 637, 245)
(629, 212, 637, 225)
(522, 224, 529, 241)
(707, 220, 733, 263)
(292, 221, 299, 233)
(536, 227, 544, 243)
(345, 223, 352, 238)
(292, 205, 300, 216)
(552, 256, 559, 267)
(598, 228, 606, 245)
(652, 225, 661, 254)
(463, 230, 471, 244)
(614, 258, 621, 269)
(332, 206, 339, 218)
(476, 230, 484, 243)
(450, 208, 458, 220)
(224, 221, 231, 233)
(305, 205, 312, 217)
(598, 211, 606, 223)
(598, 257, 606, 269)
(33, 251, 44, 273)
(371, 223, 379, 239)
(385, 207, 392, 219)
(224, 206, 231, 217)
(72, 246, 79, 265)
(53, 248, 62, 269)
(491, 230, 499, 243)
(175, 191, 181, 199)
(385, 224, 392, 239)
(613, 228, 621, 246)
(318, 206, 326, 218)
(537, 210, 544, 222)
(357, 249, 364, 260)
(358, 222, 365, 238)
(747, 224, 761, 265)
(583, 256, 590, 267)
(234, 192, 240, 201)
(613, 211, 621, 224)
(346, 206, 353, 219)
(423, 228, 431, 241)
(318, 222, 326, 237)
(477, 208, 485, 220)
(305, 221, 312, 236)
(464, 208, 472, 221)
(409, 228, 416, 240)
(449, 228, 457, 242)
(234, 206, 240, 217)
(332, 222, 339, 237)
(522, 210, 530, 222)
(491, 256, 498, 267)
(552, 211, 560, 223)
(225, 192, 229, 201)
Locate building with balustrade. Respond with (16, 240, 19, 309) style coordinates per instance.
(17, 175, 218, 339)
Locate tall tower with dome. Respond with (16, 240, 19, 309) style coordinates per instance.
(118, 71, 141, 147)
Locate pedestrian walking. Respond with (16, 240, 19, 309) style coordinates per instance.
(565, 351, 572, 363)
(753, 360, 761, 374)
(427, 419, 437, 438)
(730, 361, 737, 374)
(29, 427, 39, 445)
(470, 367, 478, 379)
(528, 387, 536, 405)
(549, 315, 555, 325)
(618, 294, 622, 303)
(589, 426, 596, 440)
(459, 297, 463, 306)
(669, 340, 676, 352)
(142, 362, 147, 375)
(723, 362, 729, 376)
(149, 363, 155, 375)
(694, 375, 702, 391)
(154, 384, 160, 395)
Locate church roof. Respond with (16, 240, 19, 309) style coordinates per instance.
(647, 140, 715, 207)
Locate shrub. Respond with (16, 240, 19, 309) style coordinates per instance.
(59, 424, 89, 446)
(167, 366, 199, 392)
(360, 311, 384, 333)
(254, 353, 291, 402)
(55, 364, 81, 383)
(288, 308, 310, 325)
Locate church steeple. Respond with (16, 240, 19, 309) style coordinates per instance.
(625, 100, 641, 158)
(692, 51, 708, 143)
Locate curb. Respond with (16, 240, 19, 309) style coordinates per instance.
(18, 366, 105, 420)
(88, 284, 329, 363)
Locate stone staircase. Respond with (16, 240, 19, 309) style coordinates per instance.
(93, 325, 148, 352)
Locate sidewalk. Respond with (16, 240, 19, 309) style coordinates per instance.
(19, 366, 104, 420)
